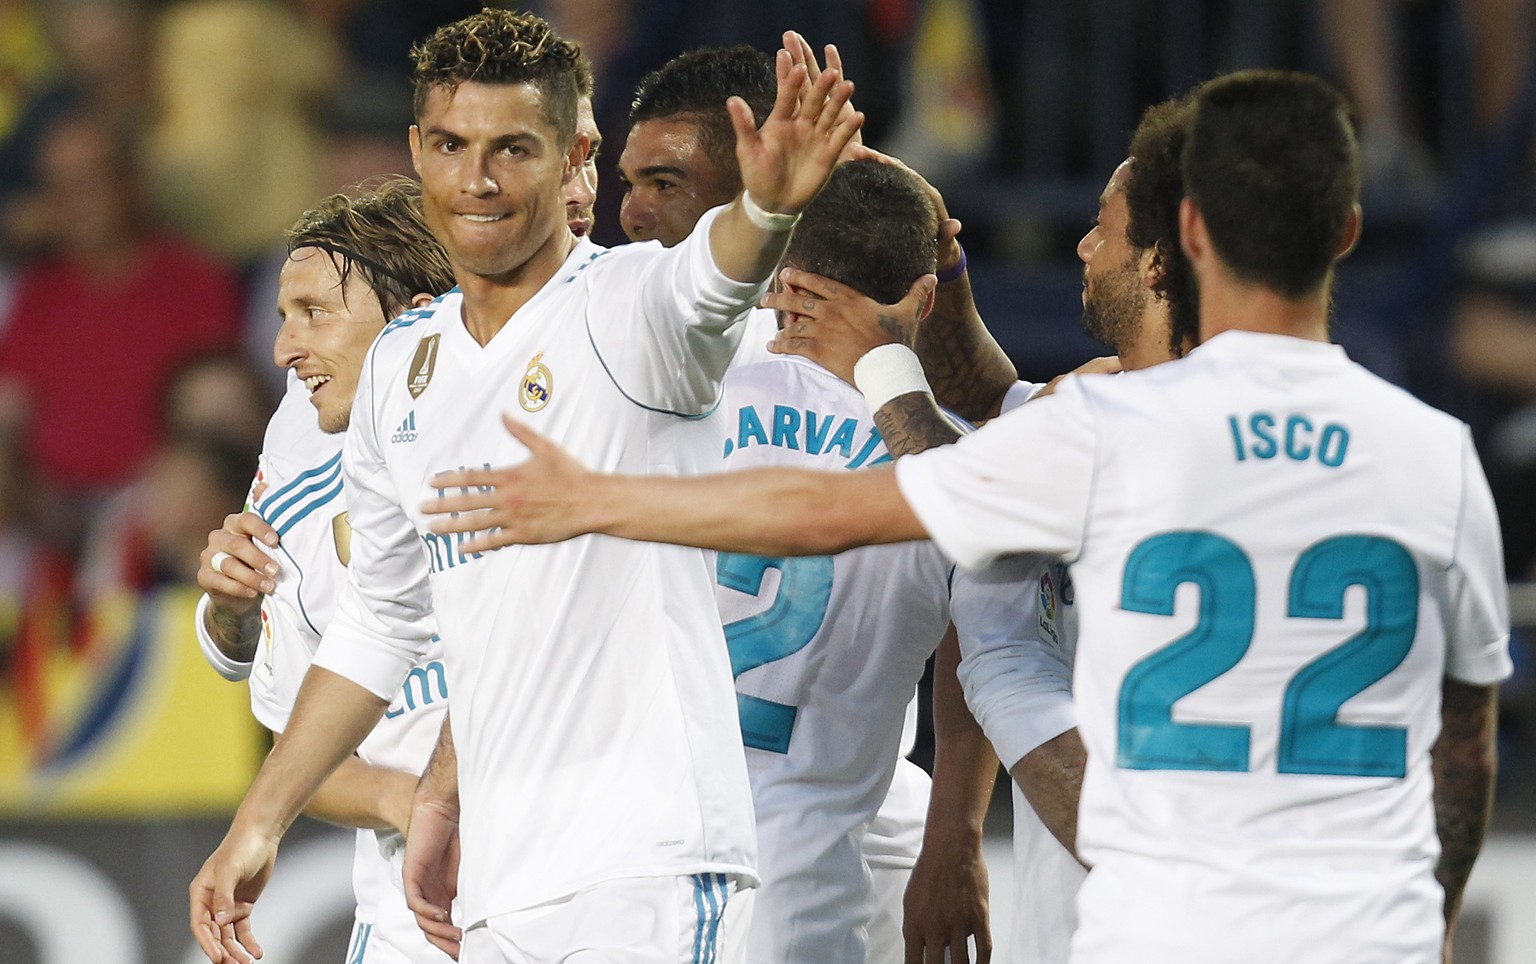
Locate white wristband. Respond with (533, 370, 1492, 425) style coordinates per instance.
(741, 192, 801, 232)
(854, 343, 933, 413)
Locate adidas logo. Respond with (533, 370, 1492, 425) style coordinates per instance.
(391, 410, 418, 444)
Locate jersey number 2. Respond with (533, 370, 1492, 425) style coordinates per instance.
(717, 553, 833, 754)
(1117, 532, 1417, 777)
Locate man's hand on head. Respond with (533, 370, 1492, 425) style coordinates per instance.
(765, 267, 937, 385)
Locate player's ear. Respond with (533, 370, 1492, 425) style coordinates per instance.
(410, 292, 435, 308)
(1335, 203, 1363, 261)
(1179, 197, 1209, 265)
(1140, 243, 1164, 291)
(562, 132, 590, 185)
(409, 125, 423, 177)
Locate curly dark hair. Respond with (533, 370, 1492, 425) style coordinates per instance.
(785, 159, 937, 305)
(1184, 70, 1359, 299)
(288, 177, 456, 319)
(1126, 95, 1198, 356)
(630, 46, 777, 181)
(410, 8, 589, 147)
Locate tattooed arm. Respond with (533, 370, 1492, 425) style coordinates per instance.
(196, 511, 282, 674)
(872, 392, 963, 458)
(1432, 677, 1499, 938)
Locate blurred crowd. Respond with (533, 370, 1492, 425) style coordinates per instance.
(1, 0, 1535, 796)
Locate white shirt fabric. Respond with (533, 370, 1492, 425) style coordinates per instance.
(312, 209, 762, 928)
(896, 331, 1512, 963)
(194, 372, 452, 962)
(714, 353, 953, 964)
(952, 552, 1084, 963)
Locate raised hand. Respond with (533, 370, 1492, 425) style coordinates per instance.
(730, 34, 863, 216)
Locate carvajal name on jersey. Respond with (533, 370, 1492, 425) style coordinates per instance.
(722, 404, 889, 469)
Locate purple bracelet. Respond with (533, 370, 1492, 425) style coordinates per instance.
(935, 246, 967, 284)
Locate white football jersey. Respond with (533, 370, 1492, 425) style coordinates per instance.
(715, 353, 953, 964)
(312, 210, 761, 927)
(194, 372, 452, 963)
(951, 552, 1084, 963)
(897, 331, 1512, 963)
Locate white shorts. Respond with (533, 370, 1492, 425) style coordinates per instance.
(864, 863, 911, 964)
(460, 874, 739, 964)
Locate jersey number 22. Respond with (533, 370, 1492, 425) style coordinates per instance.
(1117, 532, 1416, 778)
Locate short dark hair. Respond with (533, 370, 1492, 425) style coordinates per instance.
(1126, 95, 1197, 355)
(785, 159, 938, 305)
(410, 8, 588, 147)
(288, 177, 456, 319)
(1183, 70, 1359, 298)
(629, 46, 776, 180)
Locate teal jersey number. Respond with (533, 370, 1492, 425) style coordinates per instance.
(717, 553, 834, 754)
(1119, 532, 1255, 771)
(1117, 532, 1417, 777)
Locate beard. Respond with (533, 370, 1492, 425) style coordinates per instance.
(1080, 259, 1147, 354)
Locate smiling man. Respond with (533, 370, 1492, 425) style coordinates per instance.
(193, 177, 457, 964)
(189, 9, 863, 964)
(619, 46, 776, 247)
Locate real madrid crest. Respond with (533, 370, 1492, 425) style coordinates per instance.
(407, 333, 441, 399)
(521, 352, 553, 412)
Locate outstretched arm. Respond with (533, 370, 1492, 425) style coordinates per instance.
(423, 414, 925, 557)
(708, 35, 863, 284)
(1433, 677, 1499, 944)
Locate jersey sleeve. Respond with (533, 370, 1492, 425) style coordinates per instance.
(586, 204, 770, 416)
(952, 557, 1075, 770)
(1441, 428, 1512, 685)
(193, 593, 254, 681)
(895, 377, 1098, 571)
(310, 350, 435, 699)
(999, 379, 1046, 415)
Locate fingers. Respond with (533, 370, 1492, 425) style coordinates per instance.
(190, 880, 226, 962)
(426, 507, 500, 536)
(232, 918, 264, 963)
(776, 266, 843, 301)
(784, 31, 819, 85)
(198, 513, 280, 600)
(769, 50, 806, 122)
(727, 95, 761, 150)
(903, 274, 939, 314)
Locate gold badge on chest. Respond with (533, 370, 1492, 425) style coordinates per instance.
(407, 333, 441, 400)
(521, 351, 554, 412)
(332, 511, 352, 566)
